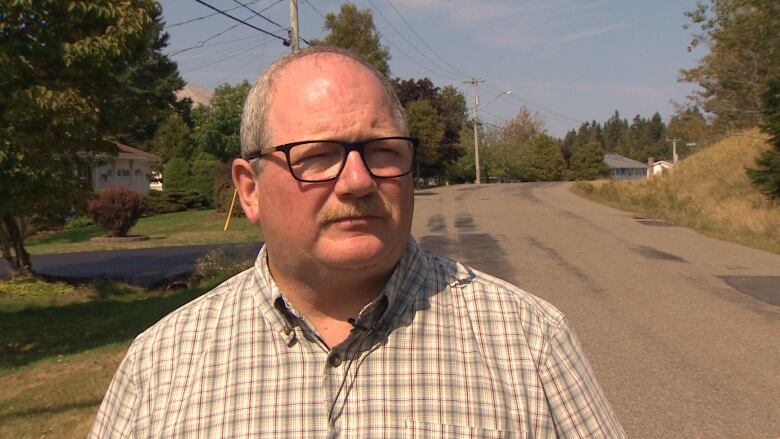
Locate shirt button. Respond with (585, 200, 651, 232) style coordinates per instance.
(328, 353, 342, 367)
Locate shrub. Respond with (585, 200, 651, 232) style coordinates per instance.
(190, 153, 219, 206)
(163, 157, 191, 193)
(191, 248, 253, 284)
(144, 190, 209, 216)
(213, 161, 244, 215)
(88, 187, 145, 237)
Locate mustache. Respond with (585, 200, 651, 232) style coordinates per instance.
(317, 198, 392, 224)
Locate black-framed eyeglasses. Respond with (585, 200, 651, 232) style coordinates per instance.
(243, 136, 418, 183)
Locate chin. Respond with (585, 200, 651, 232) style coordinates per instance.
(317, 235, 402, 271)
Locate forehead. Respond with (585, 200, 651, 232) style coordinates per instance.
(267, 54, 397, 141)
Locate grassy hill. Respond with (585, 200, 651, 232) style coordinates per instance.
(573, 129, 780, 254)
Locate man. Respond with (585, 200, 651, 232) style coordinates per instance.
(91, 47, 624, 438)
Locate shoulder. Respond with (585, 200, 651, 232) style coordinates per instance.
(422, 249, 566, 335)
(127, 268, 258, 361)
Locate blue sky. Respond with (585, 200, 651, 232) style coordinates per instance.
(159, 0, 705, 137)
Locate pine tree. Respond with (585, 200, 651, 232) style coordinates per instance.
(747, 78, 780, 198)
(569, 141, 610, 180)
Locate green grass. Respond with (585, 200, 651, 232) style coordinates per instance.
(0, 279, 213, 438)
(26, 210, 261, 254)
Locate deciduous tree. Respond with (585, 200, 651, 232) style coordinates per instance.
(406, 100, 444, 177)
(0, 0, 162, 276)
(312, 2, 390, 76)
(680, 0, 780, 131)
(191, 81, 250, 161)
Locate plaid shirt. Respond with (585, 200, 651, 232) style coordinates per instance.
(90, 238, 624, 438)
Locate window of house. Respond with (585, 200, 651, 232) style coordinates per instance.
(118, 169, 130, 177)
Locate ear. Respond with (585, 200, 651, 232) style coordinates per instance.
(232, 159, 263, 225)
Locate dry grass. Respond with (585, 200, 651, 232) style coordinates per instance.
(573, 129, 780, 254)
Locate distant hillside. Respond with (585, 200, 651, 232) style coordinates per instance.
(573, 129, 780, 254)
(176, 84, 213, 107)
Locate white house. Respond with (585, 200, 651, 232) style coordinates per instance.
(86, 142, 162, 194)
(648, 160, 674, 178)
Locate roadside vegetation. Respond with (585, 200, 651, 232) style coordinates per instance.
(0, 251, 253, 438)
(24, 210, 259, 255)
(573, 130, 780, 254)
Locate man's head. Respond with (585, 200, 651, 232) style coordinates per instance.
(232, 47, 414, 282)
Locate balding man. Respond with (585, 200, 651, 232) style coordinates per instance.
(91, 47, 624, 438)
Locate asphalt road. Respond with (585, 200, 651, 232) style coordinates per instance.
(412, 182, 780, 438)
(0, 243, 261, 288)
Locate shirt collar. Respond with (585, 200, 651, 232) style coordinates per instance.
(251, 237, 428, 338)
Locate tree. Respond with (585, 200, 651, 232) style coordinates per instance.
(522, 135, 565, 181)
(569, 142, 610, 180)
(747, 77, 780, 198)
(666, 105, 709, 151)
(0, 0, 162, 276)
(406, 100, 444, 178)
(680, 0, 780, 131)
(110, 8, 187, 148)
(312, 3, 390, 76)
(191, 81, 250, 161)
(502, 107, 546, 145)
(393, 78, 468, 179)
(149, 112, 194, 163)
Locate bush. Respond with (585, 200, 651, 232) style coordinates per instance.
(144, 190, 209, 216)
(191, 248, 253, 284)
(213, 161, 244, 215)
(88, 188, 145, 237)
(190, 153, 219, 206)
(163, 157, 190, 193)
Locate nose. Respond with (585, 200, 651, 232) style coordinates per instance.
(333, 150, 377, 198)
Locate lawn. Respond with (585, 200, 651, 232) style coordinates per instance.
(25, 209, 261, 255)
(0, 270, 249, 438)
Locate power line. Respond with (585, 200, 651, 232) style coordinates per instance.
(169, 23, 242, 56)
(232, 0, 286, 30)
(182, 37, 277, 74)
(193, 0, 289, 45)
(366, 0, 461, 81)
(384, 0, 470, 79)
(484, 81, 581, 125)
(167, 2, 253, 28)
(302, 0, 325, 19)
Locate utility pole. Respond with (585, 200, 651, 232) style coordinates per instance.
(463, 78, 485, 184)
(289, 0, 300, 52)
(667, 137, 680, 165)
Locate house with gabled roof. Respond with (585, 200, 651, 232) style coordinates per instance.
(84, 142, 161, 194)
(604, 153, 648, 180)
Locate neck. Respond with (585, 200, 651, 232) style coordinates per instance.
(266, 251, 394, 345)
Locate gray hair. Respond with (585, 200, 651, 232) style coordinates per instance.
(240, 46, 407, 169)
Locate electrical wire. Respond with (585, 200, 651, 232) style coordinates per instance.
(302, 0, 326, 19)
(166, 2, 255, 28)
(484, 81, 581, 125)
(169, 23, 242, 57)
(232, 0, 286, 30)
(182, 37, 277, 73)
(366, 0, 460, 80)
(384, 0, 470, 79)
(193, 0, 289, 44)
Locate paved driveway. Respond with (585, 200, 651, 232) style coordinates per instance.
(0, 243, 262, 288)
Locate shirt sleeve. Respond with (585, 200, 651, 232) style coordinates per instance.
(88, 347, 140, 439)
(539, 318, 625, 438)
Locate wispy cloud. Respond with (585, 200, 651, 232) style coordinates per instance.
(549, 22, 626, 47)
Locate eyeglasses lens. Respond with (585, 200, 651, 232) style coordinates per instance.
(288, 138, 413, 182)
